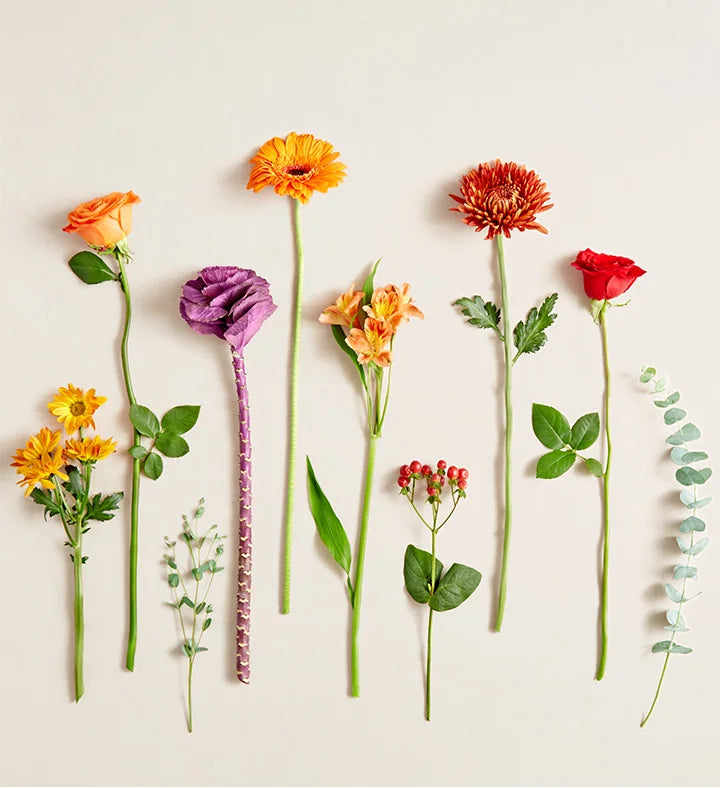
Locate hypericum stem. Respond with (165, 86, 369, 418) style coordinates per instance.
(282, 197, 304, 615)
(232, 349, 253, 683)
(117, 253, 142, 672)
(350, 431, 379, 697)
(73, 524, 85, 702)
(494, 234, 513, 633)
(426, 524, 437, 721)
(596, 301, 612, 681)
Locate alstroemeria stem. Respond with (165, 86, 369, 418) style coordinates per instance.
(350, 431, 379, 697)
(597, 301, 612, 680)
(495, 234, 513, 632)
(232, 349, 253, 683)
(282, 198, 304, 615)
(117, 254, 141, 672)
(73, 528, 84, 702)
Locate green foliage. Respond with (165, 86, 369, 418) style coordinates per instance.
(30, 487, 61, 520)
(143, 451, 163, 480)
(453, 295, 502, 335)
(161, 405, 200, 435)
(512, 293, 558, 359)
(331, 324, 367, 391)
(531, 404, 571, 449)
(403, 545, 443, 604)
(570, 413, 600, 451)
(675, 467, 712, 486)
(128, 445, 147, 460)
(361, 258, 382, 305)
(584, 458, 604, 477)
(85, 492, 123, 522)
(429, 563, 482, 612)
(531, 404, 601, 480)
(536, 450, 576, 479)
(156, 432, 190, 458)
(664, 408, 687, 425)
(68, 251, 117, 284)
(306, 456, 352, 577)
(129, 404, 160, 438)
(666, 423, 702, 445)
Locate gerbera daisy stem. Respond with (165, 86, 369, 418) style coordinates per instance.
(494, 234, 513, 633)
(350, 430, 379, 697)
(72, 525, 85, 702)
(232, 349, 253, 682)
(116, 253, 142, 672)
(596, 301, 612, 680)
(282, 197, 304, 615)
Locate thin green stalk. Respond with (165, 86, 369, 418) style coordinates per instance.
(426, 525, 437, 721)
(494, 234, 513, 632)
(350, 431, 379, 697)
(640, 651, 670, 727)
(282, 197, 304, 615)
(117, 254, 142, 672)
(73, 523, 84, 702)
(187, 657, 194, 733)
(596, 302, 612, 681)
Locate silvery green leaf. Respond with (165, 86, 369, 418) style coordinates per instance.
(679, 491, 712, 509)
(682, 451, 709, 463)
(664, 407, 687, 425)
(677, 537, 709, 555)
(667, 391, 680, 404)
(639, 366, 656, 383)
(666, 423, 702, 445)
(654, 399, 670, 409)
(676, 466, 712, 486)
(666, 610, 687, 629)
(674, 565, 698, 580)
(665, 583, 684, 603)
(680, 516, 705, 533)
(664, 624, 690, 632)
(669, 644, 693, 654)
(654, 376, 667, 392)
(670, 447, 689, 465)
(651, 640, 673, 653)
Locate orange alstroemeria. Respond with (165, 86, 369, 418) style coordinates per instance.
(346, 318, 394, 367)
(319, 284, 364, 328)
(364, 283, 424, 331)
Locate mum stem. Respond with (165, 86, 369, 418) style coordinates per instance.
(494, 234, 513, 632)
(116, 253, 142, 672)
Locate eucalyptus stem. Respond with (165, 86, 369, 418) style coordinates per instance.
(596, 301, 612, 681)
(282, 197, 304, 615)
(116, 254, 142, 672)
(494, 234, 513, 632)
(350, 430, 379, 697)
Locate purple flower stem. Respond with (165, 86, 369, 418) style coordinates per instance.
(232, 348, 252, 683)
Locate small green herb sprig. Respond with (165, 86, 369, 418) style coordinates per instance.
(164, 500, 225, 733)
(639, 367, 711, 727)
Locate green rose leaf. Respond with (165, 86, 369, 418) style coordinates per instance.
(129, 404, 160, 438)
(429, 562, 482, 612)
(675, 466, 712, 486)
(143, 451, 164, 480)
(532, 403, 571, 449)
(160, 405, 200, 435)
(453, 295, 502, 333)
(583, 457, 604, 477)
(128, 445, 147, 460)
(664, 407, 687, 425)
(306, 456, 351, 576)
(155, 431, 190, 458)
(536, 450, 576, 479)
(68, 251, 117, 285)
(570, 412, 600, 450)
(403, 544, 443, 605)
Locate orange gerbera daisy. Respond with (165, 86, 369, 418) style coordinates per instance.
(346, 318, 394, 367)
(64, 435, 118, 463)
(319, 283, 364, 328)
(365, 283, 424, 330)
(247, 132, 346, 204)
(48, 384, 107, 434)
(11, 429, 68, 496)
(450, 160, 553, 240)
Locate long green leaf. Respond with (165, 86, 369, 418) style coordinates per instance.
(306, 457, 352, 576)
(331, 325, 367, 391)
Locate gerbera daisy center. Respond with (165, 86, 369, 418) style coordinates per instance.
(285, 164, 313, 178)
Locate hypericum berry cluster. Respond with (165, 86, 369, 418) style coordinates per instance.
(397, 459, 469, 502)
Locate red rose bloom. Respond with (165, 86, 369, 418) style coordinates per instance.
(571, 249, 646, 300)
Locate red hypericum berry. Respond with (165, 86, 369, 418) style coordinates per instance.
(447, 466, 459, 479)
(437, 460, 447, 470)
(421, 464, 432, 476)
(440, 476, 446, 485)
(458, 468, 469, 480)
(410, 460, 421, 473)
(457, 478, 467, 490)
(427, 486, 436, 496)
(398, 476, 410, 488)
(430, 473, 441, 483)
(400, 464, 411, 477)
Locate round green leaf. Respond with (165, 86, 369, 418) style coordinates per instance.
(129, 404, 160, 438)
(403, 544, 443, 605)
(161, 405, 200, 435)
(583, 457, 604, 477)
(68, 251, 117, 284)
(128, 445, 147, 460)
(676, 466, 712, 486)
(429, 562, 482, 612)
(664, 407, 687, 425)
(532, 404, 571, 449)
(536, 450, 576, 479)
(155, 431, 190, 458)
(143, 451, 163, 480)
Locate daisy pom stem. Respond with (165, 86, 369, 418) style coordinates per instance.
(72, 524, 85, 702)
(494, 234, 513, 632)
(232, 349, 253, 682)
(116, 253, 142, 672)
(282, 198, 304, 615)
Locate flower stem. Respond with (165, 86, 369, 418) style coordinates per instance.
(596, 301, 612, 681)
(494, 234, 513, 632)
(350, 431, 379, 697)
(117, 254, 142, 672)
(73, 528, 84, 702)
(426, 526, 437, 721)
(640, 651, 670, 727)
(282, 198, 304, 615)
(232, 349, 252, 683)
(187, 657, 194, 733)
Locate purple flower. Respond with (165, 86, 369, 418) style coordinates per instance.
(179, 266, 276, 351)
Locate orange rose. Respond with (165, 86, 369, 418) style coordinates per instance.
(63, 191, 141, 248)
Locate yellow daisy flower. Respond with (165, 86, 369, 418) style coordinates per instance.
(48, 384, 107, 434)
(64, 435, 118, 463)
(11, 429, 68, 497)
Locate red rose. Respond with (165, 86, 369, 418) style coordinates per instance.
(571, 249, 646, 300)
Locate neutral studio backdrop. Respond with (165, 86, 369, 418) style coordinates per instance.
(2, 1, 719, 786)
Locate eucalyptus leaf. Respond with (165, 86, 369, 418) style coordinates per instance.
(664, 407, 687, 425)
(673, 565, 697, 580)
(651, 640, 673, 653)
(306, 456, 351, 576)
(666, 610, 687, 629)
(670, 644, 693, 654)
(667, 392, 680, 404)
(675, 466, 712, 486)
(665, 583, 684, 603)
(670, 447, 688, 465)
(639, 367, 656, 383)
(679, 491, 712, 509)
(666, 423, 702, 445)
(682, 451, 709, 463)
(679, 516, 705, 533)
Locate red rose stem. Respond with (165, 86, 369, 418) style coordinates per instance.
(232, 349, 252, 682)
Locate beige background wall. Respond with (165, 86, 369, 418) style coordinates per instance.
(2, 1, 719, 785)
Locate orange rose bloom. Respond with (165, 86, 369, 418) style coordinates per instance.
(63, 191, 141, 248)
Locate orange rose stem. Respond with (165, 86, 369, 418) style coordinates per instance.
(350, 368, 383, 697)
(282, 197, 304, 615)
(116, 252, 142, 671)
(596, 300, 612, 680)
(494, 234, 513, 632)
